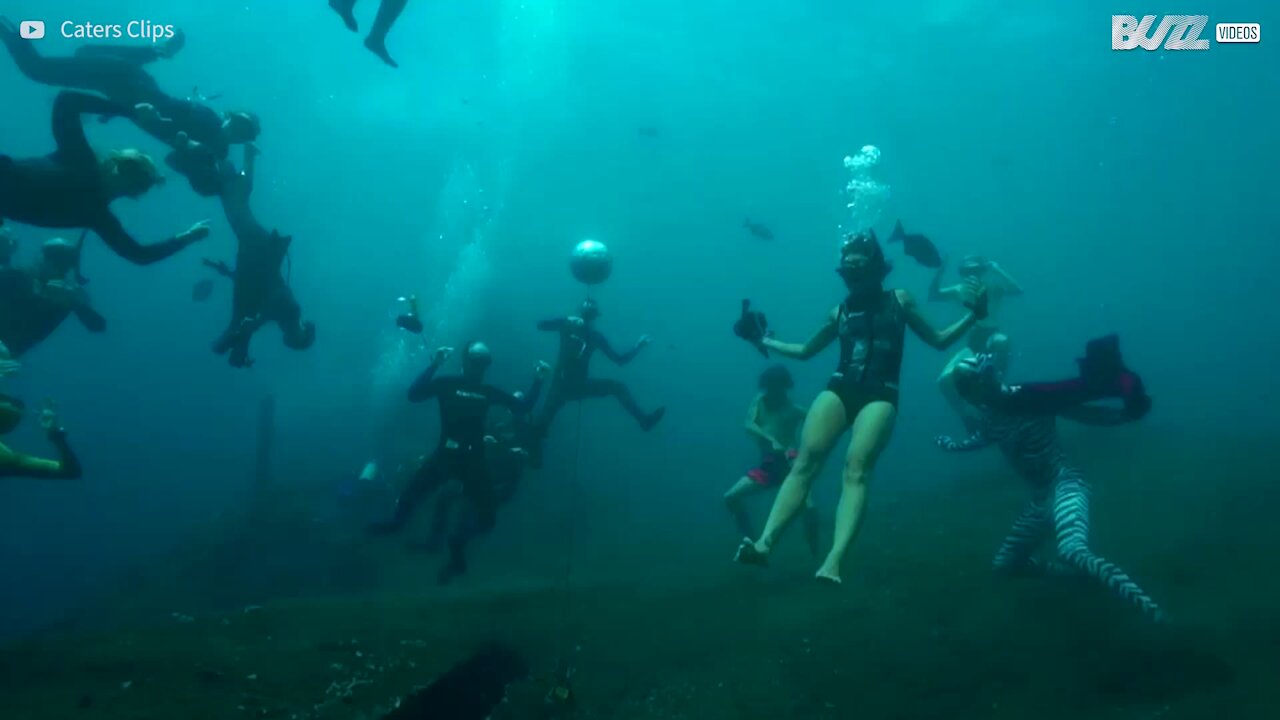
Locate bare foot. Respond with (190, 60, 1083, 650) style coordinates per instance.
(814, 568, 842, 586)
(328, 0, 358, 32)
(734, 538, 769, 567)
(364, 35, 398, 68)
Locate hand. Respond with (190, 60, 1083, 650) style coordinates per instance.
(40, 403, 65, 438)
(961, 278, 989, 320)
(534, 361, 552, 379)
(567, 316, 585, 329)
(180, 220, 212, 242)
(431, 347, 454, 365)
(635, 334, 653, 349)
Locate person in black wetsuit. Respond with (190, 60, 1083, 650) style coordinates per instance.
(0, 396, 81, 481)
(0, 19, 260, 197)
(327, 0, 411, 68)
(531, 299, 664, 462)
(367, 343, 550, 544)
(0, 237, 107, 359)
(202, 144, 315, 368)
(0, 90, 210, 265)
(423, 403, 535, 584)
(734, 231, 989, 585)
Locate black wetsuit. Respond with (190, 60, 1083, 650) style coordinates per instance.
(534, 318, 656, 437)
(425, 418, 532, 583)
(827, 290, 906, 415)
(368, 363, 542, 538)
(0, 92, 197, 266)
(208, 158, 314, 368)
(0, 31, 231, 196)
(0, 266, 105, 357)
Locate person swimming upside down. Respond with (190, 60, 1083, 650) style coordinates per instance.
(0, 91, 209, 266)
(205, 144, 315, 368)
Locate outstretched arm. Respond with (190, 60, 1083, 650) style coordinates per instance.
(762, 309, 839, 360)
(989, 262, 1024, 296)
(901, 289, 978, 351)
(596, 331, 649, 366)
(202, 258, 236, 279)
(92, 213, 205, 266)
(72, 303, 107, 333)
(935, 429, 993, 452)
(0, 428, 81, 480)
(51, 91, 126, 167)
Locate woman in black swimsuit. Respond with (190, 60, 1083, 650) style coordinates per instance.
(734, 231, 987, 584)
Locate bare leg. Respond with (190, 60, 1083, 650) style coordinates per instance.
(582, 378, 664, 431)
(329, 0, 360, 31)
(815, 401, 896, 584)
(365, 0, 409, 68)
(723, 476, 766, 539)
(738, 391, 847, 563)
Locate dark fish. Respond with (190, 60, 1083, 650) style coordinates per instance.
(637, 126, 660, 138)
(191, 279, 214, 302)
(734, 299, 770, 358)
(889, 220, 942, 268)
(382, 644, 529, 720)
(743, 218, 774, 241)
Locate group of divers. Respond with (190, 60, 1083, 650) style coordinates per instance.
(0, 20, 1165, 618)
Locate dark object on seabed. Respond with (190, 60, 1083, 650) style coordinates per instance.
(742, 218, 774, 241)
(734, 299, 770, 358)
(382, 644, 529, 720)
(191, 279, 215, 302)
(889, 219, 943, 268)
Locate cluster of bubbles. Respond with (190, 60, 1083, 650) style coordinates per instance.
(841, 145, 890, 239)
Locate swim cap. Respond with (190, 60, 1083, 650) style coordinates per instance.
(464, 341, 493, 366)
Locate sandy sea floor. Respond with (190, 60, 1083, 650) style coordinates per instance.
(2, 430, 1277, 719)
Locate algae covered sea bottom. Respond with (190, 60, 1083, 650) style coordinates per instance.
(2, 429, 1277, 720)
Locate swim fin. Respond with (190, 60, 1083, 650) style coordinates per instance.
(733, 299, 769, 357)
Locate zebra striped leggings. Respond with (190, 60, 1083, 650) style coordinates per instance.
(992, 469, 1165, 622)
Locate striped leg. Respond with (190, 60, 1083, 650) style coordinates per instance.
(1051, 470, 1165, 622)
(992, 498, 1049, 575)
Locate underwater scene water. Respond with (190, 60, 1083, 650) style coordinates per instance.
(0, 0, 1278, 717)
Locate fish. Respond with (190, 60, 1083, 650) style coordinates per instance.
(743, 218, 774, 241)
(889, 220, 942, 268)
(191, 279, 214, 302)
(382, 643, 529, 720)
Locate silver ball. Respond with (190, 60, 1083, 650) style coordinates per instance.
(570, 240, 612, 285)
